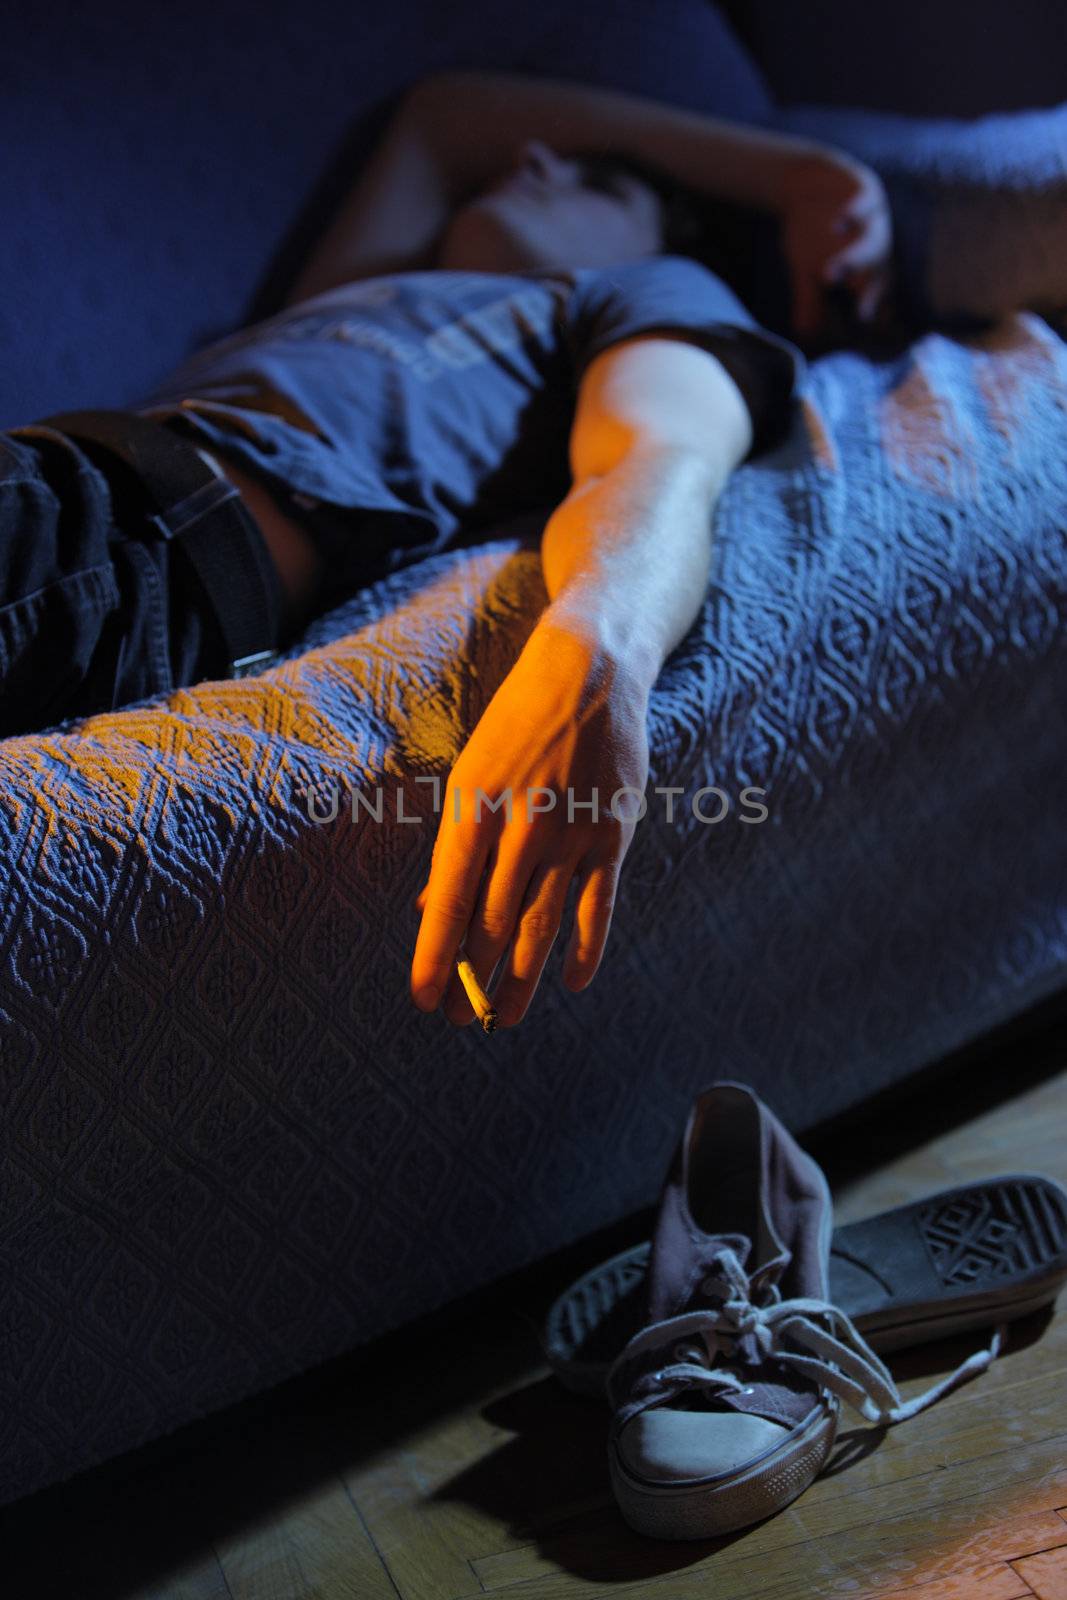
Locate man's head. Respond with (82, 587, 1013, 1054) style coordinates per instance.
(437, 138, 709, 273)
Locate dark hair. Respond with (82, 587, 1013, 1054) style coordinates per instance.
(570, 148, 754, 288)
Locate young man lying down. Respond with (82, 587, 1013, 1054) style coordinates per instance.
(1, 70, 893, 1027)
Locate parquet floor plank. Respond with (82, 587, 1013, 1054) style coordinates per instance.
(1012, 1545, 1067, 1600)
(213, 1472, 397, 1600)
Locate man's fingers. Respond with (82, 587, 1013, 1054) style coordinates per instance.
(410, 810, 493, 1009)
(563, 855, 620, 993)
(823, 217, 892, 280)
(841, 187, 883, 225)
(831, 206, 868, 239)
(857, 266, 893, 322)
(491, 857, 580, 1027)
(441, 836, 536, 1025)
(827, 262, 892, 323)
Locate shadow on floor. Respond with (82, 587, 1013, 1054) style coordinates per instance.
(425, 1305, 1056, 1586)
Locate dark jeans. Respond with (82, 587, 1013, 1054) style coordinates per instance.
(0, 425, 271, 741)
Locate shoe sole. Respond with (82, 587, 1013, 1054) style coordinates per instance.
(609, 1399, 838, 1540)
(546, 1175, 1067, 1398)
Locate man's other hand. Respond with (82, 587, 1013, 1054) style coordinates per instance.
(780, 149, 895, 343)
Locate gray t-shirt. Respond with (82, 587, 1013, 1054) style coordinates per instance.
(140, 255, 807, 609)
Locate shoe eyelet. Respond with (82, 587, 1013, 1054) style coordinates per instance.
(741, 1386, 754, 1395)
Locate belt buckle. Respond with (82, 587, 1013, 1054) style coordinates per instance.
(230, 649, 278, 679)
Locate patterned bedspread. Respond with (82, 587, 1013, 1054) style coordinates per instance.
(1, 310, 1065, 1503)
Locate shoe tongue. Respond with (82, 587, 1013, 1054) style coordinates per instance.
(644, 1186, 755, 1322)
(676, 1360, 819, 1430)
(703, 1232, 752, 1273)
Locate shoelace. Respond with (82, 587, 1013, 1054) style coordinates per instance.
(607, 1246, 1005, 1427)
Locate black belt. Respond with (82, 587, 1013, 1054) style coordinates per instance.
(35, 408, 280, 680)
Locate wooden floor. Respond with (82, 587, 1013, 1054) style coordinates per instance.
(4, 1036, 1067, 1600)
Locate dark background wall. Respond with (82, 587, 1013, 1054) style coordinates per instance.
(723, 0, 1067, 117)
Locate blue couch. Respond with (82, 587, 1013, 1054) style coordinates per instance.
(1, 0, 1065, 1506)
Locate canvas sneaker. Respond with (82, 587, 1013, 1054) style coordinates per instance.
(608, 1082, 1001, 1540)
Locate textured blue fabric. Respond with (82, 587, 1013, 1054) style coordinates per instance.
(733, 0, 1067, 116)
(0, 0, 773, 428)
(1, 306, 1065, 1504)
(137, 257, 806, 612)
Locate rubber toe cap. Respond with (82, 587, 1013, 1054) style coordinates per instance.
(617, 1407, 791, 1484)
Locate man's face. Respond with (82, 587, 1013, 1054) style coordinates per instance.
(438, 139, 666, 272)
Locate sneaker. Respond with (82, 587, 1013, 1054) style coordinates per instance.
(607, 1082, 1001, 1540)
(545, 1174, 1067, 1398)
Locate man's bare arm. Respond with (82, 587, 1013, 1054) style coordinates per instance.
(410, 335, 753, 1029)
(414, 69, 831, 216)
(287, 70, 837, 305)
(538, 333, 752, 693)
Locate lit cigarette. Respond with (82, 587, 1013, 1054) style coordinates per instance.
(456, 955, 498, 1034)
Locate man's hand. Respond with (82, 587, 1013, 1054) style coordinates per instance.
(410, 619, 650, 1028)
(779, 150, 895, 342)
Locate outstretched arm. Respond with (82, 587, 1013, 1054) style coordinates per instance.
(409, 334, 753, 1029)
